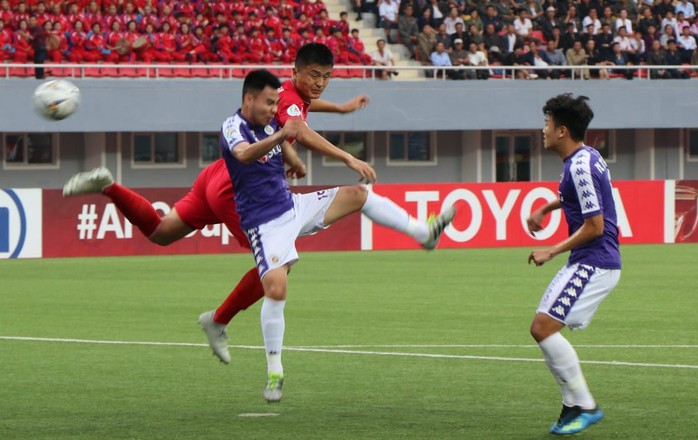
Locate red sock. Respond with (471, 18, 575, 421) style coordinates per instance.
(213, 267, 265, 324)
(102, 183, 161, 237)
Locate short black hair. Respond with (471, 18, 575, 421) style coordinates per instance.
(295, 42, 334, 69)
(242, 69, 281, 101)
(542, 94, 594, 142)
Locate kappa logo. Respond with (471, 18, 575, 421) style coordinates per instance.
(286, 104, 301, 117)
(264, 125, 274, 135)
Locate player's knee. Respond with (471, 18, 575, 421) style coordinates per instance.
(264, 282, 287, 301)
(530, 316, 559, 342)
(345, 184, 368, 205)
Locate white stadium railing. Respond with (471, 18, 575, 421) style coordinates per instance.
(1, 62, 697, 80)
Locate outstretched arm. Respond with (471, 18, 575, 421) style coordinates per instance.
(309, 94, 370, 113)
(294, 123, 376, 183)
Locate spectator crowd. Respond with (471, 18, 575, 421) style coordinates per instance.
(374, 0, 698, 79)
(0, 0, 375, 70)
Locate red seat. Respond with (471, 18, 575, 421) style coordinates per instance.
(83, 67, 102, 77)
(190, 65, 209, 77)
(157, 65, 175, 77)
(119, 65, 138, 77)
(172, 63, 191, 77)
(230, 68, 246, 78)
(9, 66, 31, 77)
(333, 68, 349, 78)
(350, 69, 365, 78)
(530, 30, 546, 43)
(101, 66, 119, 77)
(278, 68, 292, 78)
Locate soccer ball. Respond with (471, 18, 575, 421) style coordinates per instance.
(33, 79, 81, 120)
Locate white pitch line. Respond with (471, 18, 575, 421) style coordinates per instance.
(1, 336, 696, 370)
(289, 344, 698, 349)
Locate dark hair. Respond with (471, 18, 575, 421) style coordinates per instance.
(242, 69, 282, 101)
(295, 42, 334, 69)
(542, 94, 594, 142)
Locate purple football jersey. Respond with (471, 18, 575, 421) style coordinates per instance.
(558, 146, 621, 269)
(220, 110, 293, 230)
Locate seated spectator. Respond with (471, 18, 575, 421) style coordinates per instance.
(613, 26, 635, 58)
(482, 5, 504, 33)
(615, 9, 633, 35)
(451, 23, 469, 48)
(630, 31, 647, 63)
(448, 38, 475, 79)
(504, 43, 531, 79)
(444, 6, 464, 35)
(13, 19, 33, 63)
(464, 9, 482, 33)
(430, 40, 452, 76)
(513, 8, 533, 37)
(661, 11, 679, 37)
(666, 41, 690, 79)
(525, 0, 544, 23)
(642, 24, 659, 54)
(660, 24, 677, 49)
(540, 7, 560, 42)
(468, 24, 484, 46)
(0, 20, 15, 62)
(327, 27, 349, 64)
(563, 5, 581, 34)
(353, 0, 379, 23)
(560, 22, 578, 52)
(647, 39, 673, 79)
(676, 0, 696, 19)
(544, 39, 568, 79)
(595, 23, 614, 59)
(467, 41, 490, 79)
(492, 0, 516, 24)
(638, 7, 660, 36)
(582, 8, 601, 35)
(398, 4, 419, 59)
(427, 0, 449, 28)
(522, 40, 552, 79)
(482, 23, 501, 53)
(500, 24, 524, 57)
(675, 12, 691, 38)
(47, 21, 68, 63)
(348, 28, 372, 65)
(435, 23, 452, 51)
(566, 39, 588, 79)
(677, 25, 696, 63)
(608, 42, 634, 80)
(378, 0, 399, 43)
(418, 6, 436, 32)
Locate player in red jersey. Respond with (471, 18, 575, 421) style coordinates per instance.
(62, 47, 370, 364)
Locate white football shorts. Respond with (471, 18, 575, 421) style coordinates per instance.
(537, 263, 621, 330)
(245, 187, 339, 279)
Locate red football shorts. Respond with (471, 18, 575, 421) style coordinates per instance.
(174, 159, 249, 249)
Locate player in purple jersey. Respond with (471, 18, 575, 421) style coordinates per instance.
(222, 69, 456, 402)
(527, 94, 621, 435)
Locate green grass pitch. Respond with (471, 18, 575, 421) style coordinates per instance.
(1, 244, 696, 439)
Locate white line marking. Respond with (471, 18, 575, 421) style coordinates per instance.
(238, 413, 279, 417)
(289, 344, 698, 349)
(1, 336, 696, 370)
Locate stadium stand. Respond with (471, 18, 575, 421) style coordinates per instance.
(0, 0, 696, 80)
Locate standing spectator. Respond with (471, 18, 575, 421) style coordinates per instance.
(566, 39, 588, 79)
(417, 24, 437, 65)
(586, 39, 612, 79)
(430, 40, 452, 76)
(448, 38, 474, 79)
(677, 25, 697, 62)
(30, 17, 48, 79)
(443, 6, 465, 35)
(615, 9, 633, 34)
(399, 4, 419, 58)
(467, 41, 490, 79)
(379, 0, 399, 43)
(675, 0, 696, 19)
(646, 39, 672, 78)
(513, 8, 533, 37)
(540, 7, 560, 42)
(582, 8, 601, 35)
(544, 39, 568, 78)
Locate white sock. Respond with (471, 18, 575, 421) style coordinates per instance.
(538, 332, 596, 410)
(361, 191, 429, 243)
(260, 297, 285, 375)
